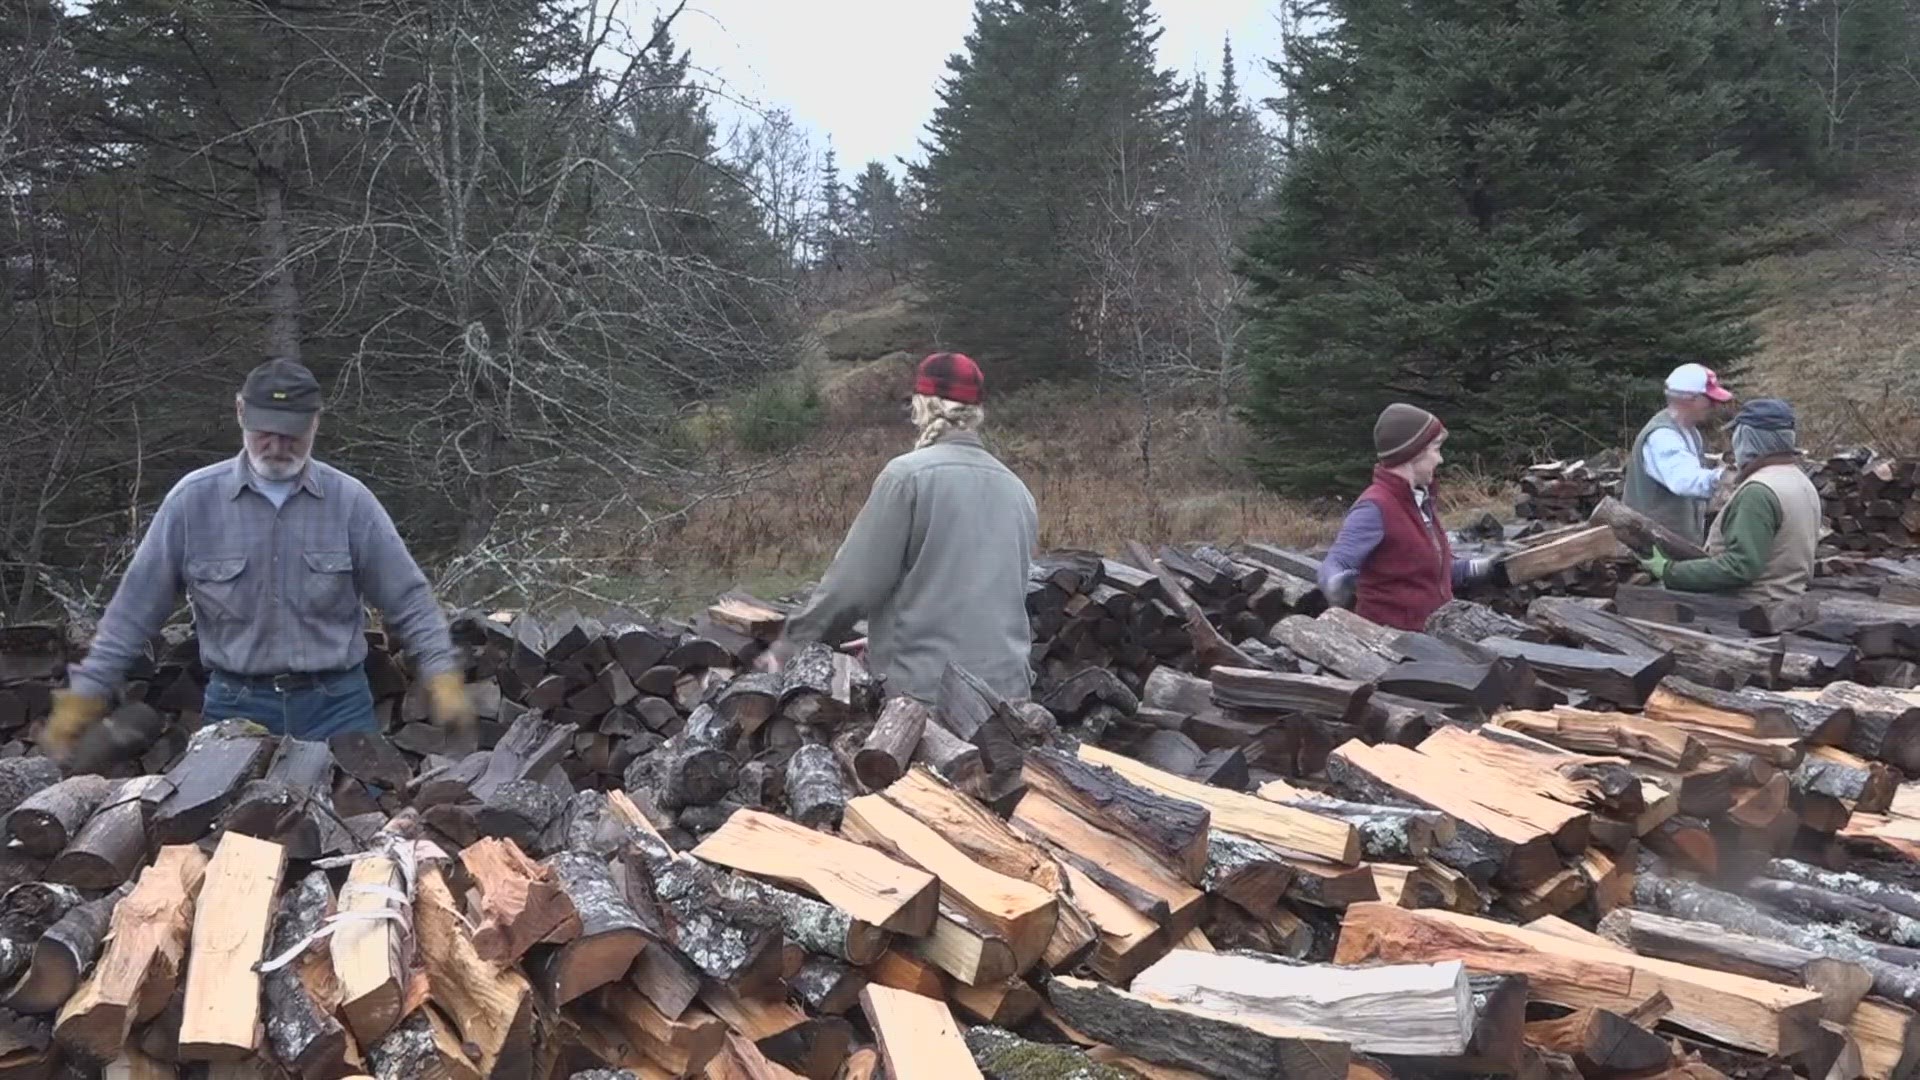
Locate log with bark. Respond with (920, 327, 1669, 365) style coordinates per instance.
(6, 775, 113, 859)
(1615, 583, 1822, 636)
(1475, 637, 1673, 708)
(1595, 908, 1872, 1023)
(1819, 681, 1920, 771)
(46, 776, 172, 890)
(691, 809, 939, 935)
(537, 850, 652, 1005)
(854, 697, 930, 790)
(1590, 495, 1712, 561)
(1425, 599, 1546, 644)
(1209, 666, 1372, 724)
(0, 885, 125, 1014)
(222, 738, 343, 861)
(153, 722, 275, 845)
(53, 844, 208, 1058)
(258, 870, 359, 1080)
(1044, 974, 1349, 1080)
(462, 837, 581, 966)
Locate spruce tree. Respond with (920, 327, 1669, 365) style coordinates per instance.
(1240, 0, 1765, 495)
(911, 0, 1179, 382)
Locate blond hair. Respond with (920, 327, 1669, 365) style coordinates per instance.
(911, 393, 985, 449)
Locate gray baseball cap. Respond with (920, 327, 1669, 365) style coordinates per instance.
(239, 359, 322, 436)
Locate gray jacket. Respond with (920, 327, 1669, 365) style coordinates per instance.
(783, 432, 1038, 705)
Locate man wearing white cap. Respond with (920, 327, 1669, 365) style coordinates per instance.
(1621, 363, 1734, 545)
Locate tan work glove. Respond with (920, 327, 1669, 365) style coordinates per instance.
(423, 670, 476, 737)
(43, 689, 109, 760)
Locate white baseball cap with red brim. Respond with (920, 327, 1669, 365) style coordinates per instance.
(1665, 363, 1733, 402)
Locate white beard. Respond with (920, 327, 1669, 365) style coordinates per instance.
(247, 448, 308, 482)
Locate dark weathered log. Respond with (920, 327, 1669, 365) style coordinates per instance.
(1625, 618, 1785, 689)
(1424, 599, 1545, 644)
(940, 663, 1024, 775)
(222, 738, 341, 861)
(46, 776, 172, 889)
(0, 883, 81, 988)
(1765, 857, 1920, 927)
(6, 775, 113, 859)
(1590, 495, 1711, 561)
(789, 954, 868, 1017)
(537, 851, 652, 1005)
(1209, 666, 1372, 724)
(0, 885, 124, 1013)
(913, 718, 987, 795)
(1040, 668, 1140, 721)
(646, 853, 786, 986)
(472, 712, 577, 803)
(855, 697, 930, 790)
(260, 870, 357, 1080)
(1596, 908, 1871, 1023)
(657, 744, 740, 811)
(1270, 615, 1393, 683)
(1142, 667, 1214, 715)
(1633, 866, 1920, 1009)
(1375, 660, 1506, 716)
(1615, 583, 1821, 636)
(1126, 541, 1260, 674)
(1528, 596, 1666, 658)
(153, 722, 274, 844)
(1476, 637, 1672, 708)
(1745, 878, 1920, 947)
(1021, 747, 1211, 883)
(1791, 748, 1895, 813)
(0, 760, 60, 822)
(477, 779, 569, 855)
(786, 745, 850, 830)
(1045, 974, 1347, 1080)
(1778, 633, 1860, 686)
(1201, 831, 1296, 920)
(328, 731, 413, 792)
(1819, 682, 1920, 772)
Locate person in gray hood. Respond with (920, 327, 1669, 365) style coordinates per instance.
(761, 352, 1039, 705)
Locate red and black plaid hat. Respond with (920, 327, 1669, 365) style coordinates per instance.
(914, 352, 983, 405)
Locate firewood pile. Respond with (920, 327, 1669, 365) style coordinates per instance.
(1813, 450, 1920, 555)
(0, 543, 1918, 1078)
(1515, 452, 1627, 523)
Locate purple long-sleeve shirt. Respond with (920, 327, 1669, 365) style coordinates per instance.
(1317, 493, 1477, 605)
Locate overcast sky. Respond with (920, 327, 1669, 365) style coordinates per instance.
(622, 0, 1286, 174)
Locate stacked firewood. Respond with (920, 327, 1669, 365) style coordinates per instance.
(0, 543, 1918, 1077)
(1813, 450, 1920, 555)
(1515, 452, 1626, 523)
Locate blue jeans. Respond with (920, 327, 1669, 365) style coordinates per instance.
(204, 668, 378, 739)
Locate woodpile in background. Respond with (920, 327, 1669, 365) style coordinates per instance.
(0, 540, 1918, 1077)
(1516, 452, 1626, 524)
(1814, 451, 1920, 555)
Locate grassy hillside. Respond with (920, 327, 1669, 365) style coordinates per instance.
(624, 183, 1920, 612)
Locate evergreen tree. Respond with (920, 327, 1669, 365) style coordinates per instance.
(1240, 0, 1766, 495)
(1217, 37, 1244, 120)
(849, 160, 906, 280)
(818, 144, 847, 269)
(911, 0, 1180, 382)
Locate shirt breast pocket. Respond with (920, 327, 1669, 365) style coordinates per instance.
(302, 551, 359, 620)
(185, 557, 248, 623)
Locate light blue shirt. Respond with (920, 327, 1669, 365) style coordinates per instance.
(253, 475, 298, 509)
(1641, 422, 1721, 500)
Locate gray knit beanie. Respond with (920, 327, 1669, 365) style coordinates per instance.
(1374, 403, 1446, 466)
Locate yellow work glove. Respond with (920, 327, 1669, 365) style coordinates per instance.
(43, 689, 109, 760)
(423, 670, 476, 736)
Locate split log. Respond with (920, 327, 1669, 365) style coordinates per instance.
(1012, 790, 1203, 933)
(1648, 678, 1852, 745)
(913, 719, 987, 795)
(784, 745, 848, 829)
(1131, 949, 1475, 1056)
(0, 760, 61, 821)
(1076, 745, 1360, 865)
(1044, 975, 1348, 1080)
(1020, 748, 1209, 883)
(950, 978, 1042, 1028)
(645, 854, 784, 987)
(1374, 972, 1532, 1078)
(1125, 541, 1258, 673)
(714, 872, 888, 966)
(1590, 495, 1711, 561)
(1492, 709, 1703, 769)
(1625, 618, 1785, 689)
(1632, 867, 1920, 1010)
(1327, 740, 1566, 888)
(1819, 682, 1920, 772)
(7, 775, 113, 858)
(1336, 902, 1824, 1056)
(538, 850, 651, 1005)
(1200, 831, 1297, 919)
(702, 979, 855, 1080)
(1475, 637, 1672, 708)
(1425, 600, 1545, 644)
(859, 982, 983, 1080)
(259, 870, 358, 1080)
(841, 794, 1054, 971)
(855, 698, 929, 790)
(0, 885, 124, 1013)
(53, 844, 208, 1058)
(332, 850, 409, 1049)
(1615, 583, 1821, 635)
(1270, 615, 1394, 682)
(153, 723, 274, 844)
(1596, 909, 1873, 1023)
(1792, 746, 1896, 814)
(1499, 525, 1627, 585)
(47, 776, 172, 890)
(1523, 1007, 1671, 1077)
(789, 955, 866, 1016)
(1528, 596, 1666, 657)
(1374, 660, 1506, 716)
(692, 809, 939, 935)
(178, 832, 287, 1061)
(415, 867, 532, 1080)
(1255, 778, 1448, 861)
(939, 664, 1024, 774)
(461, 838, 580, 966)
(1209, 666, 1372, 724)
(222, 738, 342, 861)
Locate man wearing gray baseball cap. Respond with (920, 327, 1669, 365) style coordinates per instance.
(45, 358, 475, 754)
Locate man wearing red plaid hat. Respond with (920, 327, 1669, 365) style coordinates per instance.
(761, 353, 1040, 705)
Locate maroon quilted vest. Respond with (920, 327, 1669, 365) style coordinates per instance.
(1354, 466, 1455, 632)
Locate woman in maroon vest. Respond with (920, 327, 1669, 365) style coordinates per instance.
(1317, 404, 1500, 631)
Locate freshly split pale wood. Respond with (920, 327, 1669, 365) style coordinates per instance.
(858, 983, 982, 1080)
(461, 837, 580, 966)
(1850, 998, 1920, 1080)
(416, 867, 533, 1079)
(1076, 745, 1359, 864)
(1499, 868, 1589, 922)
(1256, 777, 1452, 858)
(1131, 949, 1474, 1056)
(1326, 740, 1566, 887)
(910, 904, 1018, 986)
(1335, 903, 1824, 1056)
(179, 832, 288, 1061)
(55, 844, 209, 1057)
(1045, 975, 1349, 1080)
(840, 794, 1056, 972)
(692, 809, 938, 935)
(699, 980, 854, 1080)
(1059, 862, 1165, 984)
(1499, 525, 1627, 584)
(331, 852, 408, 1049)
(1493, 709, 1704, 768)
